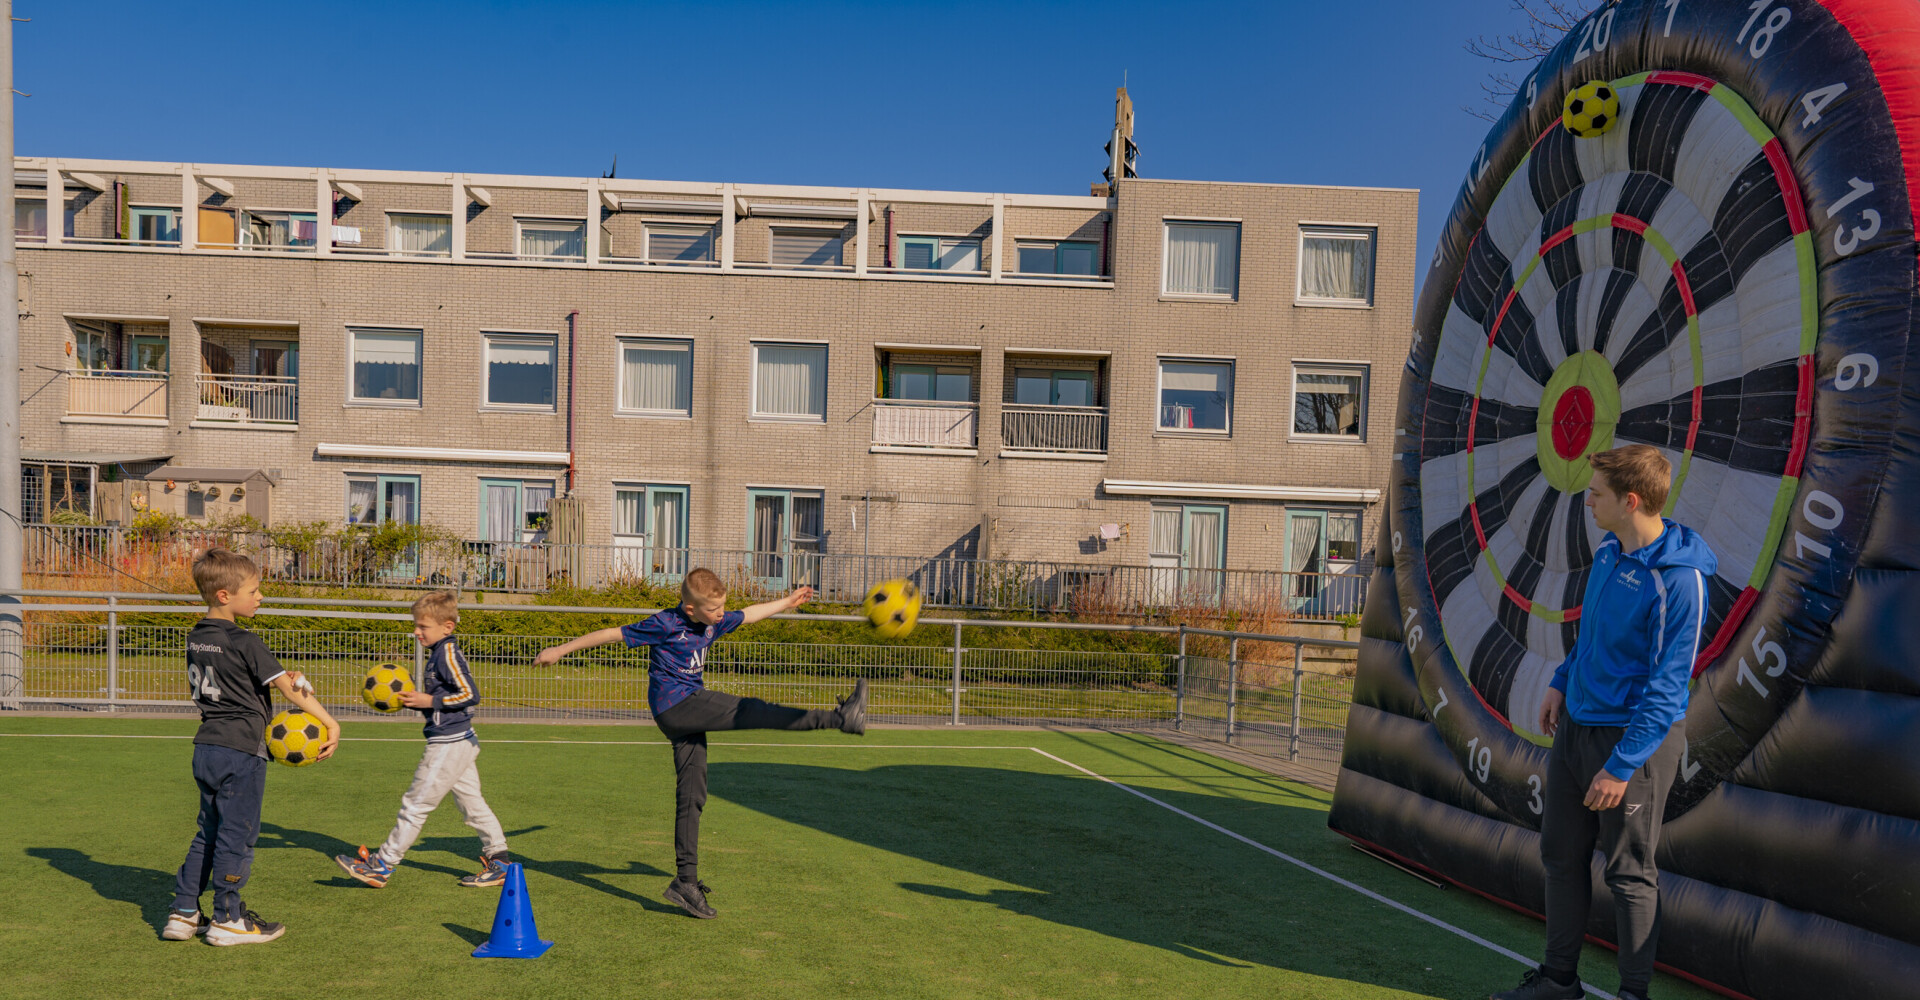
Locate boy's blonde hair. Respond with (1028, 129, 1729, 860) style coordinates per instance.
(193, 549, 259, 604)
(681, 567, 727, 605)
(1590, 444, 1672, 513)
(411, 590, 460, 624)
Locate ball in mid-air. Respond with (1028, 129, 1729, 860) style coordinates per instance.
(1563, 79, 1620, 138)
(361, 662, 415, 713)
(864, 578, 922, 639)
(266, 709, 328, 767)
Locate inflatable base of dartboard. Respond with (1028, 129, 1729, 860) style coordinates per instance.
(1328, 2, 1920, 998)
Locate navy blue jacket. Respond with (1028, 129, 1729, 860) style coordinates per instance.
(416, 634, 480, 743)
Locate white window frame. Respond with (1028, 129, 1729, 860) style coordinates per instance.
(128, 205, 182, 245)
(1161, 218, 1241, 301)
(346, 326, 423, 408)
(387, 211, 453, 258)
(750, 341, 829, 423)
(769, 226, 846, 269)
(616, 336, 694, 418)
(480, 331, 559, 412)
(515, 216, 588, 261)
(478, 477, 556, 542)
(1290, 360, 1369, 443)
(1156, 356, 1234, 436)
(1014, 237, 1101, 277)
(643, 222, 717, 264)
(1295, 224, 1377, 308)
(896, 233, 984, 272)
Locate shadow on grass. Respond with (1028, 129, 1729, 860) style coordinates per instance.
(27, 848, 175, 934)
(443, 922, 489, 947)
(710, 761, 1465, 995)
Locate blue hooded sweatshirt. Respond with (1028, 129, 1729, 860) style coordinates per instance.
(1550, 518, 1718, 781)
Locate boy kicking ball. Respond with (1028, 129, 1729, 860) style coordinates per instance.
(335, 591, 513, 890)
(536, 567, 867, 919)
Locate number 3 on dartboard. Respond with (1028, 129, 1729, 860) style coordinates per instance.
(1737, 0, 1791, 59)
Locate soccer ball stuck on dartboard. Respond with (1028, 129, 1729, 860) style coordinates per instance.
(1562, 79, 1620, 138)
(265, 709, 330, 767)
(361, 662, 416, 713)
(864, 579, 922, 639)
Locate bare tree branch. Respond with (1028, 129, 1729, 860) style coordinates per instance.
(1464, 0, 1600, 120)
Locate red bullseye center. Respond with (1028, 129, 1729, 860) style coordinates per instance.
(1551, 387, 1595, 460)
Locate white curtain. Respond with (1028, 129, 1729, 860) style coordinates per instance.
(938, 239, 982, 271)
(652, 491, 686, 549)
(1165, 223, 1238, 296)
(755, 345, 826, 417)
(613, 489, 645, 536)
(621, 341, 691, 411)
(354, 331, 418, 365)
(1150, 508, 1181, 557)
(391, 214, 451, 255)
(347, 479, 377, 523)
(482, 484, 518, 542)
(1288, 516, 1322, 575)
(1300, 233, 1373, 300)
(489, 339, 553, 368)
(1187, 510, 1223, 570)
(521, 221, 584, 259)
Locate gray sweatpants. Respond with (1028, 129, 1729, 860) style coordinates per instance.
(1541, 717, 1684, 994)
(375, 733, 508, 867)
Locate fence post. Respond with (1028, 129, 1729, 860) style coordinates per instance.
(415, 637, 426, 684)
(1174, 626, 1186, 731)
(950, 620, 963, 726)
(1225, 635, 1239, 745)
(1289, 641, 1305, 761)
(106, 594, 119, 713)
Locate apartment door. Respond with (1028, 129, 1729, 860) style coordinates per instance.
(348, 474, 421, 579)
(747, 489, 823, 590)
(1148, 505, 1226, 605)
(1284, 509, 1361, 613)
(614, 484, 689, 583)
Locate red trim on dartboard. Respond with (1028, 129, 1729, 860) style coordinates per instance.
(1762, 140, 1811, 234)
(1785, 356, 1816, 478)
(1645, 69, 1717, 92)
(1696, 586, 1762, 675)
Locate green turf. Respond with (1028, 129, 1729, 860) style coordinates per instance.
(1, 716, 1717, 1000)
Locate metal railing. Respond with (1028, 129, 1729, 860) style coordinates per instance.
(0, 590, 1355, 785)
(871, 399, 978, 449)
(1001, 404, 1108, 453)
(21, 523, 1368, 616)
(195, 372, 297, 425)
(66, 370, 168, 419)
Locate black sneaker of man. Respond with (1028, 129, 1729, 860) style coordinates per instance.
(663, 877, 717, 919)
(1490, 966, 1585, 1000)
(838, 678, 868, 736)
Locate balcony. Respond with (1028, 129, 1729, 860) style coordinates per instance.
(871, 399, 978, 453)
(1001, 404, 1108, 456)
(65, 371, 168, 423)
(195, 373, 297, 428)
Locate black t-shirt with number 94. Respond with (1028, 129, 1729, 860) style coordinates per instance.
(187, 618, 288, 758)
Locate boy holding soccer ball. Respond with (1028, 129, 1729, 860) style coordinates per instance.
(165, 549, 340, 946)
(535, 568, 867, 918)
(336, 591, 512, 889)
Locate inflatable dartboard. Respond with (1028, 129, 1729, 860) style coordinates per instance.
(1328, 1, 1920, 998)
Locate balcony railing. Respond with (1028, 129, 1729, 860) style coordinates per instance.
(872, 399, 978, 450)
(66, 370, 167, 420)
(196, 372, 297, 426)
(1001, 404, 1108, 454)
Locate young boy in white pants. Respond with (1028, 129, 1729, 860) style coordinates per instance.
(336, 591, 511, 888)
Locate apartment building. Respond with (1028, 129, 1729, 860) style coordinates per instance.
(15, 157, 1415, 601)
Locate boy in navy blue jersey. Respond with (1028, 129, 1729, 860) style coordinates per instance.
(1494, 445, 1717, 1000)
(537, 567, 866, 918)
(335, 591, 511, 889)
(164, 549, 341, 946)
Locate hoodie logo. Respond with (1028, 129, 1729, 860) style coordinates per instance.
(1617, 568, 1641, 589)
(1624, 803, 1643, 816)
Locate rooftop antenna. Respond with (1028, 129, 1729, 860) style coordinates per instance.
(602, 155, 617, 179)
(1103, 77, 1137, 189)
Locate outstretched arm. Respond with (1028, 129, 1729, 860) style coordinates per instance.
(535, 626, 627, 666)
(741, 586, 813, 625)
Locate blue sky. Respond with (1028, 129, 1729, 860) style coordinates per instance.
(14, 1, 1543, 300)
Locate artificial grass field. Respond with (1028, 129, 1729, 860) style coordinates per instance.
(1, 716, 1719, 1000)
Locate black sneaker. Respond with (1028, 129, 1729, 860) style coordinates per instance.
(1490, 967, 1585, 1000)
(206, 909, 287, 946)
(663, 877, 717, 919)
(837, 678, 868, 736)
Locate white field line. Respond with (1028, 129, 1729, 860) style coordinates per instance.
(5, 730, 1607, 997)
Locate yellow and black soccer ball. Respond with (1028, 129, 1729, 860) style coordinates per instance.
(1563, 80, 1620, 138)
(361, 662, 415, 713)
(863, 578, 922, 640)
(266, 709, 329, 767)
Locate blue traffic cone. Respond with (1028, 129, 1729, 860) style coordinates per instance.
(472, 863, 552, 958)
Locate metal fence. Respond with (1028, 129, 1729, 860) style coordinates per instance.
(0, 590, 1355, 786)
(22, 522, 1367, 617)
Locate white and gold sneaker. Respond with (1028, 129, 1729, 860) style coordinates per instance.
(160, 908, 210, 940)
(205, 910, 286, 946)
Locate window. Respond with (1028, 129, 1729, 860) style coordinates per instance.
(518, 218, 586, 260)
(129, 207, 180, 244)
(131, 336, 169, 375)
(748, 488, 823, 587)
(619, 338, 692, 415)
(1014, 368, 1094, 407)
(1163, 221, 1240, 298)
(74, 324, 112, 371)
(244, 211, 318, 249)
(1292, 364, 1366, 438)
(15, 198, 45, 239)
(251, 341, 298, 379)
(645, 223, 715, 263)
(1016, 240, 1099, 276)
(770, 228, 844, 268)
(483, 333, 557, 409)
(752, 343, 827, 420)
(1149, 504, 1227, 604)
(1286, 509, 1362, 611)
(346, 474, 420, 525)
(350, 328, 422, 403)
(480, 479, 555, 542)
(614, 483, 690, 579)
(1298, 227, 1375, 304)
(1158, 360, 1232, 432)
(898, 235, 982, 272)
(390, 213, 452, 257)
(894, 364, 972, 402)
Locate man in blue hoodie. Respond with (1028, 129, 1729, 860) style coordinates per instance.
(1495, 444, 1717, 1000)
